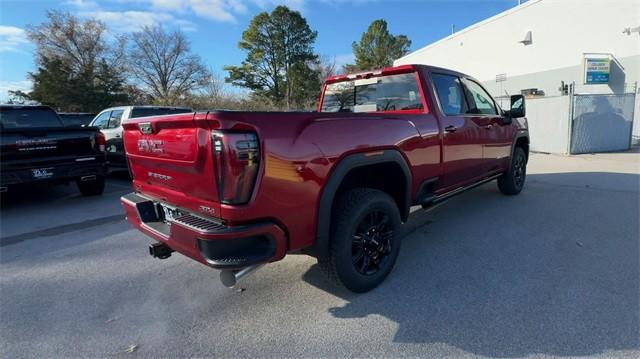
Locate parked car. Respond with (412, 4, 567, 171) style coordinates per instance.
(90, 106, 192, 169)
(120, 64, 530, 292)
(0, 105, 108, 196)
(58, 112, 96, 127)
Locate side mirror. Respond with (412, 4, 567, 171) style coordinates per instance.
(506, 94, 526, 119)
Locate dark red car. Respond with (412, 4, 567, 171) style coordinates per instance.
(121, 64, 529, 292)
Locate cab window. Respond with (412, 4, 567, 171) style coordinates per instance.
(463, 79, 498, 115)
(431, 73, 467, 116)
(321, 73, 423, 113)
(108, 109, 124, 129)
(92, 111, 110, 129)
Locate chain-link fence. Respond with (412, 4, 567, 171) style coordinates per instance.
(570, 94, 635, 154)
(633, 90, 640, 146)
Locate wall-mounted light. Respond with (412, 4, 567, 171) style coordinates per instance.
(519, 31, 533, 45)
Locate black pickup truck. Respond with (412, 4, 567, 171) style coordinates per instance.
(0, 105, 108, 196)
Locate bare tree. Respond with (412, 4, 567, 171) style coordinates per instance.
(27, 11, 125, 71)
(25, 11, 128, 112)
(319, 56, 339, 80)
(200, 71, 224, 100)
(128, 25, 210, 104)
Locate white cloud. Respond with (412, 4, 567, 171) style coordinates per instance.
(63, 0, 99, 9)
(0, 26, 29, 53)
(251, 0, 305, 12)
(70, 0, 324, 28)
(79, 10, 197, 32)
(147, 0, 251, 22)
(0, 80, 32, 102)
(187, 0, 239, 22)
(149, 0, 183, 10)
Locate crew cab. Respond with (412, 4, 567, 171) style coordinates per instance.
(121, 64, 529, 292)
(1, 105, 108, 196)
(90, 106, 192, 169)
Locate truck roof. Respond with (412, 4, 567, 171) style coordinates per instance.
(324, 64, 470, 84)
(0, 104, 55, 110)
(100, 105, 193, 111)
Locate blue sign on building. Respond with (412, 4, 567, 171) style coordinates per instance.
(584, 58, 610, 84)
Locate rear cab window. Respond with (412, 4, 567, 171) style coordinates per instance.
(130, 108, 193, 119)
(321, 72, 424, 113)
(0, 107, 64, 128)
(59, 114, 95, 127)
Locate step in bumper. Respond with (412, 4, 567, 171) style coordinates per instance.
(121, 192, 287, 269)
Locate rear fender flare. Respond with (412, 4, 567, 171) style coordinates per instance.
(312, 150, 411, 259)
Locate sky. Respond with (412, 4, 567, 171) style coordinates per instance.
(0, 0, 517, 101)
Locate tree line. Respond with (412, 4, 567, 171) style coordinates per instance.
(8, 6, 411, 112)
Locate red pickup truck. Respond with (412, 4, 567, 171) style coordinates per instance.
(121, 64, 529, 293)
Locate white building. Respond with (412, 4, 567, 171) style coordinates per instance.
(395, 0, 640, 98)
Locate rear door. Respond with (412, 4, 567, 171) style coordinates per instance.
(103, 109, 125, 166)
(91, 109, 126, 166)
(462, 78, 511, 173)
(431, 73, 485, 191)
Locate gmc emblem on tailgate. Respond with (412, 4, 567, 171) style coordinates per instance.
(139, 122, 154, 134)
(138, 139, 164, 154)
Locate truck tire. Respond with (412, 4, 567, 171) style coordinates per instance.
(498, 146, 527, 195)
(77, 175, 105, 196)
(319, 188, 402, 293)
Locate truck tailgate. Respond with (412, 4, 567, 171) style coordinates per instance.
(123, 113, 222, 213)
(1, 128, 99, 165)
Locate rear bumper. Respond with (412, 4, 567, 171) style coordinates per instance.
(121, 192, 287, 269)
(1, 160, 107, 187)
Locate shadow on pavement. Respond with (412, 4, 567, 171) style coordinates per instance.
(0, 172, 132, 244)
(303, 172, 639, 357)
(0, 219, 131, 265)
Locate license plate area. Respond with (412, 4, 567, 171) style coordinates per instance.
(31, 167, 54, 179)
(124, 193, 186, 238)
(156, 203, 184, 224)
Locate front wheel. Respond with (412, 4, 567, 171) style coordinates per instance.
(319, 188, 402, 293)
(497, 147, 527, 195)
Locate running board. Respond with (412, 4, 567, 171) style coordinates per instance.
(421, 174, 502, 209)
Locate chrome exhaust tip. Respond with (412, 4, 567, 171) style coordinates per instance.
(80, 175, 97, 182)
(220, 264, 265, 288)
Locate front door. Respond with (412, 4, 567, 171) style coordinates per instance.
(431, 73, 485, 192)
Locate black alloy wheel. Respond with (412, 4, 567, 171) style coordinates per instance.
(319, 188, 402, 293)
(352, 210, 393, 276)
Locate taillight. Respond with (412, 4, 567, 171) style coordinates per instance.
(212, 131, 260, 205)
(96, 132, 106, 152)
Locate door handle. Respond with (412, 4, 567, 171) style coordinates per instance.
(484, 124, 493, 130)
(444, 125, 457, 133)
(115, 134, 122, 138)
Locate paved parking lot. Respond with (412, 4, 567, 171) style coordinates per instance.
(1, 152, 639, 358)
